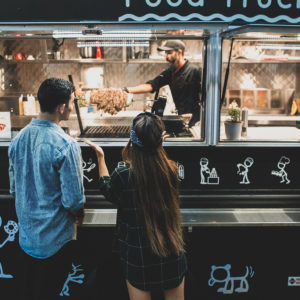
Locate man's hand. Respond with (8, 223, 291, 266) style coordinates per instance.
(70, 208, 85, 226)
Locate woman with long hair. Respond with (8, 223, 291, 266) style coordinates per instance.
(86, 112, 187, 300)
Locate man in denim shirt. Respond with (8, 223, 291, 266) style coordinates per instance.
(8, 78, 85, 300)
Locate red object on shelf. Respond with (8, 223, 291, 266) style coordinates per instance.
(96, 45, 102, 59)
(15, 53, 23, 60)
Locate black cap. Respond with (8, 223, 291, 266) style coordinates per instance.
(157, 40, 185, 52)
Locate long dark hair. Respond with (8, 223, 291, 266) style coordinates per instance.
(122, 112, 184, 257)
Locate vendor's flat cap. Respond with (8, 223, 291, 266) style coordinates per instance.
(157, 40, 185, 51)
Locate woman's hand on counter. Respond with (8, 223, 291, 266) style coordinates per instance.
(162, 131, 170, 142)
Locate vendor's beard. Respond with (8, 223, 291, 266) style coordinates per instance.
(166, 57, 176, 64)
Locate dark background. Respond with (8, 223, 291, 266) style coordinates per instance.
(0, 0, 299, 24)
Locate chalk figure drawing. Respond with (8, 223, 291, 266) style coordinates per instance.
(237, 157, 254, 184)
(60, 264, 85, 296)
(208, 264, 254, 294)
(0, 262, 13, 279)
(271, 156, 291, 184)
(200, 157, 220, 184)
(0, 216, 16, 279)
(82, 158, 96, 182)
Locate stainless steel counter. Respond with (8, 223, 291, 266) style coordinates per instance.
(82, 208, 300, 227)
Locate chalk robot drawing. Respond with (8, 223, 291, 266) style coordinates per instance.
(82, 158, 96, 182)
(237, 157, 254, 184)
(271, 156, 291, 184)
(60, 264, 85, 297)
(208, 264, 254, 294)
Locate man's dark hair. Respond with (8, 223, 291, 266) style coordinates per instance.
(37, 78, 75, 113)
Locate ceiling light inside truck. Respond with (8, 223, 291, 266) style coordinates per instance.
(257, 44, 300, 50)
(77, 40, 149, 48)
(53, 29, 152, 40)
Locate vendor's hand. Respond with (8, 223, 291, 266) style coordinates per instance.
(162, 131, 170, 142)
(84, 139, 105, 159)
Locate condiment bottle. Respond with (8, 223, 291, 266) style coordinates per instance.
(22, 95, 29, 115)
(29, 94, 36, 115)
(18, 94, 23, 116)
(241, 107, 248, 137)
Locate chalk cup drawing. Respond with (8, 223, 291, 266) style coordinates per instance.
(60, 264, 85, 297)
(0, 219, 18, 248)
(208, 264, 254, 294)
(237, 157, 254, 184)
(0, 262, 13, 279)
(200, 157, 220, 185)
(117, 161, 127, 168)
(271, 156, 291, 184)
(177, 162, 184, 181)
(82, 158, 96, 182)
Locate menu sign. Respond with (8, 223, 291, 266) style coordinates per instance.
(0, 112, 11, 139)
(0, 0, 300, 24)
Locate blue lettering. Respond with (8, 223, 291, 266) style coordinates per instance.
(125, 0, 130, 7)
(167, 0, 182, 6)
(257, 0, 272, 8)
(146, 0, 161, 7)
(277, 0, 291, 8)
(226, 0, 248, 8)
(297, 0, 300, 8)
(187, 0, 204, 6)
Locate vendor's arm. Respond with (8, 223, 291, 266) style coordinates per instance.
(126, 68, 171, 94)
(127, 84, 153, 94)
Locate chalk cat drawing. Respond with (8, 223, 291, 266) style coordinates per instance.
(208, 264, 254, 294)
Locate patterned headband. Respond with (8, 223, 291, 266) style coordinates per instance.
(130, 123, 143, 147)
(130, 112, 161, 148)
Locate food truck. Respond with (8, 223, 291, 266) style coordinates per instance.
(1, 1, 300, 299)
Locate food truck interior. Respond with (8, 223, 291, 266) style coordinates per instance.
(220, 25, 300, 142)
(0, 26, 206, 142)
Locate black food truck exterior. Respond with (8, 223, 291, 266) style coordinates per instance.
(1, 1, 300, 299)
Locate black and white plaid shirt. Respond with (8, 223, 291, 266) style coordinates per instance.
(99, 165, 187, 291)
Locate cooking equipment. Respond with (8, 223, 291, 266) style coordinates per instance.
(79, 47, 96, 58)
(151, 96, 167, 116)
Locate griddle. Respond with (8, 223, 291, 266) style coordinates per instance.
(79, 122, 193, 138)
(81, 125, 130, 138)
(73, 94, 192, 138)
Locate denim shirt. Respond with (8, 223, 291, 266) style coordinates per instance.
(8, 119, 85, 259)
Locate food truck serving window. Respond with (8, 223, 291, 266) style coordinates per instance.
(0, 27, 205, 142)
(220, 26, 300, 143)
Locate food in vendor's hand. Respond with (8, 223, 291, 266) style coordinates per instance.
(90, 88, 128, 115)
